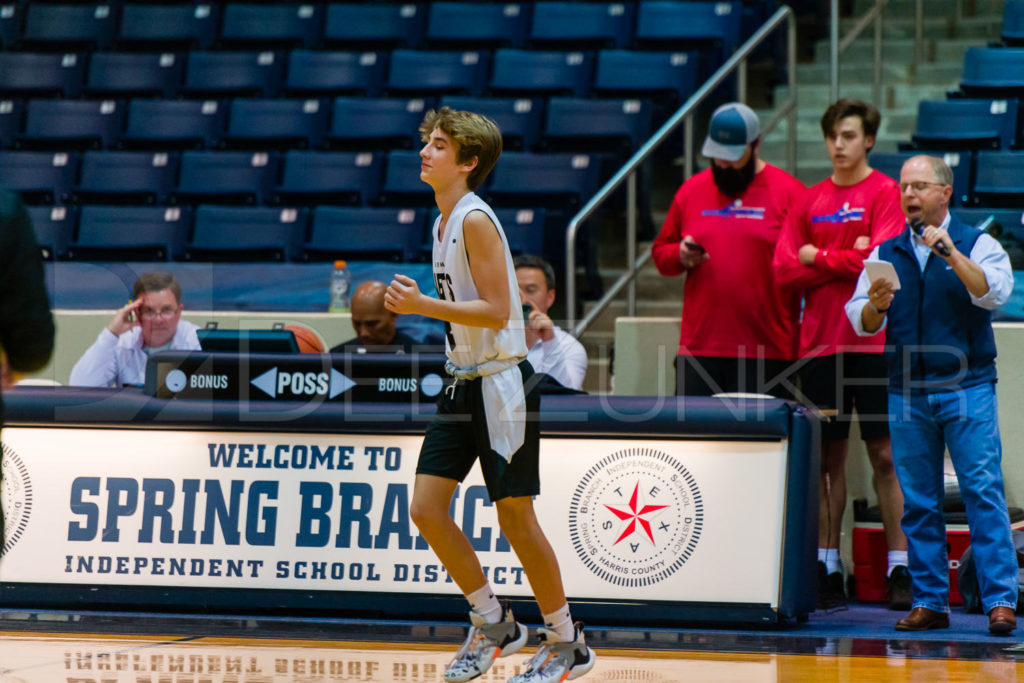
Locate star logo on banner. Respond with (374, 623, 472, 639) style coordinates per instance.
(604, 483, 670, 546)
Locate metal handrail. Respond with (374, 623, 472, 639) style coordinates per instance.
(830, 0, 888, 105)
(566, 5, 797, 334)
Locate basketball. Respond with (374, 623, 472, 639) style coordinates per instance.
(284, 324, 327, 353)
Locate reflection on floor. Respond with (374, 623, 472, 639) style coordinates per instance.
(1, 632, 1023, 683)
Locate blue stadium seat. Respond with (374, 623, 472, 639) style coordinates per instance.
(490, 49, 595, 98)
(182, 51, 285, 98)
(593, 50, 698, 104)
(439, 95, 543, 151)
(325, 97, 431, 151)
(323, 3, 427, 49)
(306, 206, 425, 262)
(68, 205, 190, 261)
(19, 100, 125, 151)
(74, 151, 179, 205)
(0, 151, 78, 205)
(84, 52, 185, 99)
(635, 1, 743, 56)
(425, 2, 530, 48)
(387, 49, 491, 97)
(275, 150, 384, 206)
(121, 99, 227, 151)
(960, 48, 1024, 96)
(495, 207, 546, 256)
(0, 52, 85, 98)
(219, 3, 324, 49)
(953, 207, 1024, 237)
(542, 97, 652, 155)
(912, 99, 1018, 150)
(19, 3, 116, 51)
(378, 150, 436, 207)
(972, 151, 1024, 206)
(284, 50, 388, 97)
(870, 151, 971, 206)
(0, 99, 24, 149)
(529, 2, 635, 50)
(0, 4, 22, 50)
(27, 205, 75, 261)
(220, 98, 329, 150)
(1004, 1, 1024, 46)
(118, 4, 219, 51)
(173, 151, 280, 205)
(487, 151, 600, 210)
(187, 205, 305, 262)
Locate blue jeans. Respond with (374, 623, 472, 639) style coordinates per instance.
(889, 382, 1018, 614)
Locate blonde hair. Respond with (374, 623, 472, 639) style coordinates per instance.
(419, 107, 503, 191)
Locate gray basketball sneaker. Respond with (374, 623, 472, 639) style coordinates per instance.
(507, 622, 596, 682)
(444, 603, 528, 682)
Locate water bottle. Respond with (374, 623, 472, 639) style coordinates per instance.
(329, 259, 351, 313)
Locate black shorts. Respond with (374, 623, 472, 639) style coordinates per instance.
(675, 355, 797, 400)
(417, 360, 541, 502)
(798, 352, 890, 442)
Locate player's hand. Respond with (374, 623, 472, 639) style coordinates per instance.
(107, 299, 142, 337)
(679, 235, 709, 269)
(921, 225, 955, 258)
(798, 243, 819, 265)
(853, 235, 871, 250)
(867, 278, 895, 313)
(527, 307, 555, 342)
(385, 274, 423, 315)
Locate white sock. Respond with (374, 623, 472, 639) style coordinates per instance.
(887, 551, 908, 577)
(467, 584, 502, 625)
(543, 604, 576, 643)
(818, 548, 841, 575)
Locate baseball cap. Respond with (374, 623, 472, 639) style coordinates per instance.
(701, 103, 760, 162)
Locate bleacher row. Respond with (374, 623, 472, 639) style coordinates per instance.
(0, 1, 766, 267)
(0, 2, 751, 56)
(26, 202, 549, 263)
(870, 2, 1024, 263)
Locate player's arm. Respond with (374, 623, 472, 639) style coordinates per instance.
(773, 204, 840, 291)
(385, 210, 511, 330)
(813, 182, 904, 277)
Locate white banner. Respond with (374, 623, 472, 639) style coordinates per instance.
(1, 428, 788, 605)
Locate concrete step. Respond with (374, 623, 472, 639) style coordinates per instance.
(772, 82, 958, 111)
(812, 37, 986, 64)
(838, 14, 1003, 40)
(758, 110, 918, 142)
(581, 298, 681, 333)
(850, 0, 1005, 20)
(580, 356, 611, 395)
(793, 61, 967, 87)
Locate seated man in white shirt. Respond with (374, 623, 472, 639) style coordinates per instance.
(514, 254, 587, 391)
(69, 271, 200, 387)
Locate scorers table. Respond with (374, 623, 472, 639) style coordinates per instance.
(0, 351, 820, 626)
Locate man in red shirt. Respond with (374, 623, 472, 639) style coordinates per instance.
(774, 98, 909, 610)
(652, 102, 804, 398)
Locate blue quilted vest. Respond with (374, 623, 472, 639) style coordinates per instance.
(876, 216, 996, 393)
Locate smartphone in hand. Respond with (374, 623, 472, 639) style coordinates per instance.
(683, 239, 706, 255)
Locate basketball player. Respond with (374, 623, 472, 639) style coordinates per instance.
(384, 108, 595, 683)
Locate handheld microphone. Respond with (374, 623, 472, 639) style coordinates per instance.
(910, 218, 950, 257)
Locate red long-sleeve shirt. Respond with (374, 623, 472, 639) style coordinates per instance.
(773, 170, 904, 357)
(652, 163, 805, 360)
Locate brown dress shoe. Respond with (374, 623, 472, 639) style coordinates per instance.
(989, 606, 1017, 635)
(895, 606, 950, 631)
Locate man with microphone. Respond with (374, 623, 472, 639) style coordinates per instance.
(845, 154, 1018, 635)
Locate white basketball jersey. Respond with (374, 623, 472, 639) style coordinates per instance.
(432, 192, 527, 369)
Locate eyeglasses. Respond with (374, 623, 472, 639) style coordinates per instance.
(899, 180, 946, 194)
(141, 306, 179, 319)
